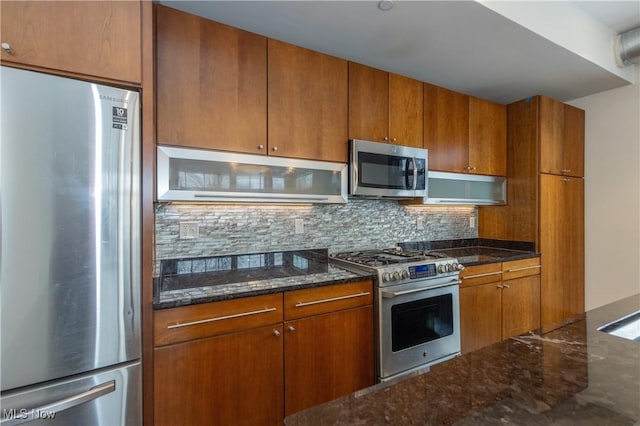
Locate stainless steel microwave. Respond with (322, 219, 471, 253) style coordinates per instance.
(349, 139, 428, 198)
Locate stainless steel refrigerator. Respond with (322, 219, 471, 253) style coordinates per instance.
(0, 67, 141, 425)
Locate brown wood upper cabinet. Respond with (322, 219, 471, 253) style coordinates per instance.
(468, 96, 507, 176)
(156, 5, 267, 154)
(0, 1, 141, 84)
(423, 83, 469, 172)
(539, 96, 585, 177)
(424, 84, 506, 176)
(348, 62, 423, 148)
(269, 39, 348, 162)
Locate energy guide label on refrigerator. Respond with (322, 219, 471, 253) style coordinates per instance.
(112, 106, 128, 130)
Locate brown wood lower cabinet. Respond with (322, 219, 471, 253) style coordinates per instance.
(153, 280, 374, 425)
(460, 258, 541, 354)
(154, 324, 284, 426)
(460, 280, 502, 353)
(284, 306, 374, 416)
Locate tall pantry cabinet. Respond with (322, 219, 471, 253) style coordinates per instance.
(479, 96, 585, 331)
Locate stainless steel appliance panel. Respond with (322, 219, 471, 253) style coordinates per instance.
(0, 67, 141, 391)
(0, 361, 141, 426)
(349, 139, 428, 198)
(378, 278, 461, 380)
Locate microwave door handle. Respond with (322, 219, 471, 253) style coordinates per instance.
(404, 159, 413, 190)
(412, 158, 418, 190)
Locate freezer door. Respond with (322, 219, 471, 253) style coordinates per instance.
(0, 67, 141, 391)
(0, 361, 141, 426)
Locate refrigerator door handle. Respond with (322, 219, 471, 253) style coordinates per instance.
(1, 381, 115, 426)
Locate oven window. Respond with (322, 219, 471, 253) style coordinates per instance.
(391, 294, 454, 352)
(358, 152, 411, 190)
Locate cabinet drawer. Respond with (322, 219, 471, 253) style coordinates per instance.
(284, 280, 373, 320)
(460, 263, 502, 288)
(502, 257, 541, 280)
(155, 293, 283, 346)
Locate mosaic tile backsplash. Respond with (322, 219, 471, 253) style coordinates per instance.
(155, 199, 478, 264)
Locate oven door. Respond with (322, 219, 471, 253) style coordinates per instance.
(378, 278, 460, 381)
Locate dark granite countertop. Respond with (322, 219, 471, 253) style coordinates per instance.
(153, 249, 374, 309)
(285, 294, 640, 425)
(400, 238, 540, 266)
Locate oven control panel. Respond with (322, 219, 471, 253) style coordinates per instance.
(408, 264, 437, 279)
(380, 261, 463, 283)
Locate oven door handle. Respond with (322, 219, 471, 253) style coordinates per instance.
(381, 279, 461, 298)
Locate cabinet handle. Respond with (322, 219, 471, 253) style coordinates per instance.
(466, 166, 477, 172)
(561, 178, 571, 182)
(506, 265, 541, 273)
(1, 42, 14, 55)
(503, 284, 510, 289)
(462, 271, 502, 280)
(496, 285, 504, 289)
(258, 144, 264, 150)
(392, 137, 397, 142)
(561, 169, 572, 174)
(383, 137, 389, 141)
(288, 326, 296, 333)
(273, 330, 281, 337)
(272, 146, 278, 152)
(166, 307, 277, 329)
(294, 291, 370, 307)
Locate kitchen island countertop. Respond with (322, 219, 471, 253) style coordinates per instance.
(285, 294, 640, 425)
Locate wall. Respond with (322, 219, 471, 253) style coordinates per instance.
(568, 65, 640, 310)
(155, 200, 478, 261)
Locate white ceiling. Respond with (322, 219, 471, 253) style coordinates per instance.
(160, 0, 640, 104)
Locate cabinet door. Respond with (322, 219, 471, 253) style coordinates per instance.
(539, 96, 565, 175)
(348, 62, 389, 143)
(0, 1, 141, 83)
(460, 283, 502, 354)
(468, 97, 507, 176)
(268, 39, 348, 161)
(389, 73, 423, 148)
(284, 306, 374, 416)
(156, 6, 267, 153)
(502, 275, 541, 339)
(423, 83, 469, 173)
(539, 174, 584, 330)
(562, 104, 585, 177)
(562, 176, 585, 318)
(154, 324, 284, 426)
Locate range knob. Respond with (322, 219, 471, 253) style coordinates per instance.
(382, 272, 391, 282)
(437, 264, 447, 274)
(392, 271, 401, 280)
(456, 263, 465, 271)
(446, 264, 455, 272)
(401, 270, 410, 279)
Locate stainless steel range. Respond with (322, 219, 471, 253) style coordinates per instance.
(331, 248, 464, 382)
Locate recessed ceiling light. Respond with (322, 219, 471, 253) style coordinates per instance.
(378, 0, 394, 12)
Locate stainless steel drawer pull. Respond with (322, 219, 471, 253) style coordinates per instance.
(382, 280, 461, 298)
(294, 292, 370, 307)
(462, 271, 502, 280)
(507, 265, 541, 273)
(167, 307, 277, 329)
(0, 381, 115, 426)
